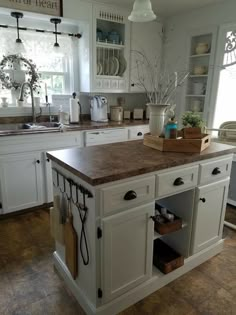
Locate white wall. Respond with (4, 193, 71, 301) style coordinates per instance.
(163, 0, 236, 122)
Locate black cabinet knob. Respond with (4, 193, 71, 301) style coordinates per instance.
(212, 167, 221, 175)
(137, 132, 143, 136)
(124, 190, 137, 201)
(173, 177, 184, 186)
(131, 83, 135, 87)
(200, 198, 206, 203)
(36, 160, 40, 164)
(47, 158, 50, 162)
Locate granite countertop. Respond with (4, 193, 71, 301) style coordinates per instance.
(47, 141, 236, 186)
(0, 120, 149, 137)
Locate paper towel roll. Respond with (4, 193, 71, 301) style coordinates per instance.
(70, 98, 79, 123)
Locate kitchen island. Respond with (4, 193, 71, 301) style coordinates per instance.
(47, 141, 235, 315)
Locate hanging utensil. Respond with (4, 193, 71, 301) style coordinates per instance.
(64, 181, 78, 279)
(75, 185, 90, 266)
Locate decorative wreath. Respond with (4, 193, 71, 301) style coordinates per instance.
(0, 54, 41, 93)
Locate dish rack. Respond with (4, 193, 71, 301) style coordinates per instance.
(207, 122, 236, 231)
(96, 45, 127, 77)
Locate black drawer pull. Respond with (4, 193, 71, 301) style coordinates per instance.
(173, 177, 184, 186)
(200, 198, 206, 203)
(36, 160, 40, 164)
(212, 167, 221, 175)
(124, 190, 137, 201)
(47, 158, 50, 162)
(137, 132, 143, 136)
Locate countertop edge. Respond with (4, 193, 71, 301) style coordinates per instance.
(47, 146, 235, 186)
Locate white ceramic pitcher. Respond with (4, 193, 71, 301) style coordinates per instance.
(147, 103, 171, 136)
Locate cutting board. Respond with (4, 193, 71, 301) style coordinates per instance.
(50, 195, 65, 245)
(65, 200, 78, 280)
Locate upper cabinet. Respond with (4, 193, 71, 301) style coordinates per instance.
(79, 3, 131, 93)
(130, 21, 163, 93)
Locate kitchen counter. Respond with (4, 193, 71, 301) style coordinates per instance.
(0, 119, 149, 137)
(47, 140, 236, 185)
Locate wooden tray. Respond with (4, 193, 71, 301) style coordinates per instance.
(153, 239, 184, 274)
(152, 211, 182, 235)
(143, 133, 211, 153)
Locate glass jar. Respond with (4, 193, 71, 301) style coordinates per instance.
(165, 120, 178, 139)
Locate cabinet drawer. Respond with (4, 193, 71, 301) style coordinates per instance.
(156, 166, 199, 198)
(128, 125, 150, 140)
(199, 156, 232, 185)
(100, 176, 155, 215)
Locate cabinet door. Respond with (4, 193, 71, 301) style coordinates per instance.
(130, 22, 163, 92)
(191, 178, 229, 254)
(101, 202, 154, 302)
(42, 152, 53, 204)
(0, 153, 43, 214)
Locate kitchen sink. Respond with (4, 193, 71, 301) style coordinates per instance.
(0, 122, 61, 132)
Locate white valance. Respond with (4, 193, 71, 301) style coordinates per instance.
(0, 28, 73, 61)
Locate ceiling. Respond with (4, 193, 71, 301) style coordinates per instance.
(93, 0, 227, 17)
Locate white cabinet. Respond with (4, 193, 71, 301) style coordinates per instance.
(0, 152, 43, 214)
(84, 128, 128, 146)
(130, 21, 163, 93)
(128, 125, 150, 140)
(191, 177, 229, 254)
(79, 3, 131, 93)
(42, 152, 54, 204)
(101, 202, 154, 302)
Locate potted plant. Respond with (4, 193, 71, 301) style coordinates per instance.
(181, 111, 204, 139)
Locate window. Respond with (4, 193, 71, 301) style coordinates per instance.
(213, 29, 236, 129)
(0, 28, 74, 106)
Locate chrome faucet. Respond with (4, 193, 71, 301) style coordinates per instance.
(19, 82, 36, 124)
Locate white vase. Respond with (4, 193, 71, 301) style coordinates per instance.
(147, 103, 171, 136)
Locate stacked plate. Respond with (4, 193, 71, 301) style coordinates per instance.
(97, 55, 127, 77)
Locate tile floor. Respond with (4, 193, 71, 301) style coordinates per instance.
(0, 206, 235, 315)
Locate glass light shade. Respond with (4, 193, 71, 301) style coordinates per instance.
(14, 41, 26, 54)
(128, 0, 156, 22)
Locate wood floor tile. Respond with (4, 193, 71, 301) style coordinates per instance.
(195, 287, 236, 315)
(169, 268, 221, 307)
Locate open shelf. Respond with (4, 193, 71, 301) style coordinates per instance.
(186, 94, 206, 98)
(152, 265, 165, 278)
(96, 41, 125, 49)
(153, 222, 188, 240)
(190, 53, 211, 58)
(189, 75, 208, 78)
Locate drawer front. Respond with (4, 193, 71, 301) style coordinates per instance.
(199, 156, 232, 185)
(128, 125, 150, 140)
(100, 176, 155, 215)
(85, 128, 128, 146)
(156, 166, 199, 198)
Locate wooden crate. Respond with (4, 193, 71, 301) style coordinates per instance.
(143, 133, 211, 153)
(153, 239, 184, 274)
(152, 211, 182, 235)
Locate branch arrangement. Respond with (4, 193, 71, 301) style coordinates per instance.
(131, 50, 189, 104)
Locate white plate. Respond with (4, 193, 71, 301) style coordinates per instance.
(118, 55, 127, 76)
(111, 57, 119, 76)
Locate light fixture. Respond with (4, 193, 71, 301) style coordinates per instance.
(50, 18, 62, 48)
(128, 0, 156, 22)
(11, 12, 24, 43)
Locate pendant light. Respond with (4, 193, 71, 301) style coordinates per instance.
(50, 18, 62, 48)
(11, 12, 26, 54)
(128, 0, 156, 22)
